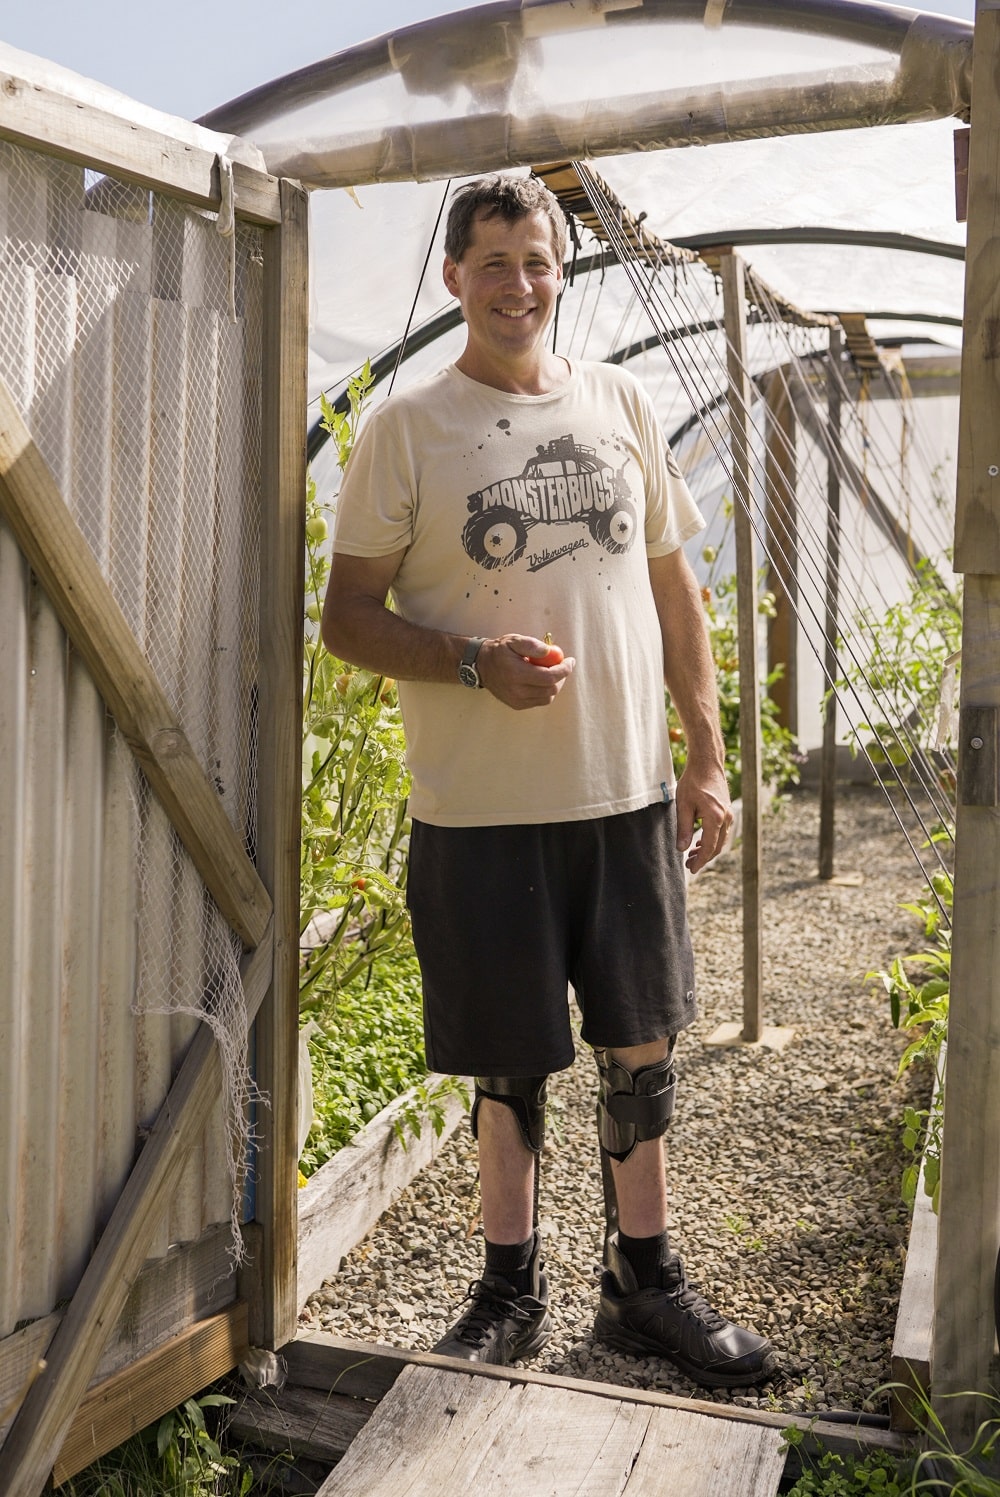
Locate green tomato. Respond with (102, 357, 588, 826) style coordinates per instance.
(305, 600, 322, 623)
(306, 515, 329, 543)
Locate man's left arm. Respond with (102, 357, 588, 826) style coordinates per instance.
(648, 548, 733, 874)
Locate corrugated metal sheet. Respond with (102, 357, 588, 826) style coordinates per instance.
(0, 140, 263, 1339)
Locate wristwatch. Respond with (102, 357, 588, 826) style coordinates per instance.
(458, 637, 487, 689)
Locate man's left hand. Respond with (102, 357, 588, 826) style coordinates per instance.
(675, 760, 733, 875)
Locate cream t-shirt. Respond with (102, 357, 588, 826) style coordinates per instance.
(333, 360, 705, 826)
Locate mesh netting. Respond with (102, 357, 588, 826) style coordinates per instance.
(0, 138, 264, 1289)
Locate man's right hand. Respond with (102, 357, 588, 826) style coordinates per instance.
(478, 635, 575, 710)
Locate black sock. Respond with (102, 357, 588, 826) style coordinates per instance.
(484, 1234, 536, 1296)
(618, 1230, 671, 1289)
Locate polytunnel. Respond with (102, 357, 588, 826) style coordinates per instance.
(1, 0, 999, 1489)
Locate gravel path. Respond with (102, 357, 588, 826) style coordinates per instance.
(299, 784, 934, 1418)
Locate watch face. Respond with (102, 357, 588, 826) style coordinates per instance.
(458, 662, 480, 688)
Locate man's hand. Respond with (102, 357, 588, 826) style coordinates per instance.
(478, 635, 575, 710)
(675, 757, 733, 875)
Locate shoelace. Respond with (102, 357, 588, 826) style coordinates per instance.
(662, 1262, 728, 1332)
(452, 1280, 536, 1347)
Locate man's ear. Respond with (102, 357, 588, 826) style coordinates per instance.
(443, 255, 460, 298)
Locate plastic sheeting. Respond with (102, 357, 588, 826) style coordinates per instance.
(196, 2, 973, 408)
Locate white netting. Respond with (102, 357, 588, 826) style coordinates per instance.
(0, 137, 264, 1291)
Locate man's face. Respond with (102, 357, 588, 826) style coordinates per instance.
(443, 208, 563, 373)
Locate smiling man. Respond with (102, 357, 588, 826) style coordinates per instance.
(322, 174, 776, 1389)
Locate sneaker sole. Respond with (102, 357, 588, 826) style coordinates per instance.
(593, 1313, 777, 1389)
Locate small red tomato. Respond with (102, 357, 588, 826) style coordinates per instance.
(669, 726, 684, 743)
(523, 633, 564, 668)
(351, 877, 367, 891)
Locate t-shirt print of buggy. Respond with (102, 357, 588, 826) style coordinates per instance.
(462, 434, 638, 571)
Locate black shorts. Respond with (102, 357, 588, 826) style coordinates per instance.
(407, 800, 696, 1077)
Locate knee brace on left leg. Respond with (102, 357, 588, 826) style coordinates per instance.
(595, 1047, 677, 1163)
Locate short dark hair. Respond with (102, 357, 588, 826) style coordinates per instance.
(445, 175, 568, 264)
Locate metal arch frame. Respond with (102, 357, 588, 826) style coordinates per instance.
(307, 232, 964, 459)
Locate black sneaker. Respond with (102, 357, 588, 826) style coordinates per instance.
(594, 1235, 777, 1389)
(432, 1233, 552, 1365)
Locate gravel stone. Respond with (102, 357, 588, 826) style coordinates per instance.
(299, 784, 933, 1418)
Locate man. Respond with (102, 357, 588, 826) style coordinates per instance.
(322, 174, 776, 1389)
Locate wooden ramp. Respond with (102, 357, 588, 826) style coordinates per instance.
(315, 1363, 787, 1497)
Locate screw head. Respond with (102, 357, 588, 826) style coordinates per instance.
(990, 466, 999, 477)
(970, 736, 985, 750)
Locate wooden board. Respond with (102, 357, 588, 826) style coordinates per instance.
(0, 63, 281, 225)
(53, 1305, 249, 1484)
(229, 1385, 372, 1465)
(297, 1082, 470, 1308)
(314, 1365, 786, 1497)
(251, 176, 310, 1352)
(283, 1333, 912, 1462)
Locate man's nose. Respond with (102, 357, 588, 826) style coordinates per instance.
(503, 263, 533, 293)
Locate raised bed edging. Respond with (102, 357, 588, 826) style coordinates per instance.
(297, 1080, 471, 1310)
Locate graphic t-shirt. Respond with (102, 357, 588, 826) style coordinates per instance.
(333, 360, 705, 826)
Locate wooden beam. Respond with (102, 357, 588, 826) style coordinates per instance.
(0, 379, 271, 951)
(282, 1335, 914, 1465)
(819, 330, 843, 880)
(763, 368, 799, 740)
(719, 252, 764, 1044)
(229, 1384, 372, 1465)
(0, 65, 281, 225)
(0, 930, 272, 1497)
(933, 0, 1000, 1442)
(251, 177, 310, 1350)
(298, 1082, 470, 1309)
(0, 1223, 257, 1453)
(53, 1305, 249, 1485)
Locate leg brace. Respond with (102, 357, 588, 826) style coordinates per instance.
(594, 1048, 677, 1164)
(471, 1075, 548, 1227)
(595, 1047, 677, 1260)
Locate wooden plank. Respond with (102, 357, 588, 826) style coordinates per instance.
(891, 1056, 942, 1432)
(251, 177, 309, 1350)
(297, 1082, 470, 1308)
(762, 368, 799, 740)
(229, 1385, 373, 1465)
(933, 0, 1000, 1445)
(316, 1365, 511, 1496)
(719, 252, 764, 1043)
(454, 1383, 650, 1497)
(53, 1304, 249, 1485)
(0, 65, 281, 225)
(0, 929, 272, 1497)
(0, 375, 272, 950)
(283, 1336, 912, 1464)
(314, 1365, 785, 1497)
(818, 329, 843, 879)
(629, 1404, 785, 1496)
(0, 1224, 258, 1451)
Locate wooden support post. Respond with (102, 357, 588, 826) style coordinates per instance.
(719, 253, 764, 1044)
(0, 932, 273, 1497)
(763, 368, 799, 740)
(819, 329, 843, 880)
(251, 178, 309, 1351)
(932, 0, 1000, 1441)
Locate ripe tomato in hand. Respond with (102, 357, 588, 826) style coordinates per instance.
(523, 633, 564, 668)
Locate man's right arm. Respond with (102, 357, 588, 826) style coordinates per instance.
(322, 550, 574, 709)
